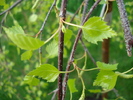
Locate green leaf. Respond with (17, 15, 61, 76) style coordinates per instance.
(96, 61, 118, 70)
(82, 17, 117, 44)
(67, 79, 78, 93)
(46, 40, 58, 58)
(0, 0, 5, 6)
(64, 29, 73, 48)
(23, 75, 40, 86)
(21, 50, 32, 60)
(3, 25, 25, 34)
(3, 26, 44, 50)
(29, 14, 38, 22)
(93, 70, 118, 90)
(27, 64, 60, 82)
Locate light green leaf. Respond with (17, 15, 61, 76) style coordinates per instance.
(96, 61, 118, 70)
(3, 25, 25, 34)
(82, 17, 117, 44)
(23, 75, 40, 86)
(0, 0, 5, 6)
(64, 29, 73, 48)
(27, 64, 60, 82)
(67, 79, 78, 93)
(93, 70, 118, 90)
(88, 89, 101, 93)
(21, 50, 32, 60)
(46, 40, 58, 58)
(29, 14, 38, 22)
(3, 26, 44, 50)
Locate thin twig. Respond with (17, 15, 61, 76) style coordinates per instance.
(0, 12, 9, 52)
(62, 0, 101, 100)
(0, 0, 23, 16)
(116, 0, 133, 57)
(38, 0, 57, 64)
(81, 0, 89, 22)
(80, 0, 97, 66)
(80, 39, 97, 66)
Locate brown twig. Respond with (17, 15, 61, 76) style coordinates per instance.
(58, 0, 68, 100)
(62, 0, 101, 99)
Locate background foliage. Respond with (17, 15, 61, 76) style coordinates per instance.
(0, 0, 133, 100)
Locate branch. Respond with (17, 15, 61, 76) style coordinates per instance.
(80, 39, 97, 67)
(0, 0, 23, 16)
(66, 0, 97, 66)
(80, 0, 97, 66)
(0, 12, 9, 52)
(58, 0, 68, 100)
(81, 0, 89, 22)
(37, 0, 57, 64)
(116, 0, 133, 57)
(62, 0, 101, 99)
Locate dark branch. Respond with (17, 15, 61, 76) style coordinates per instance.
(116, 0, 133, 57)
(58, 0, 67, 100)
(62, 0, 101, 99)
(0, 0, 23, 16)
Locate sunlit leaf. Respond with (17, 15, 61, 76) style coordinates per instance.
(29, 14, 38, 22)
(0, 0, 5, 6)
(23, 75, 40, 86)
(96, 61, 118, 70)
(67, 79, 78, 93)
(46, 40, 58, 58)
(3, 26, 44, 50)
(64, 29, 73, 48)
(27, 64, 60, 82)
(3, 25, 25, 34)
(21, 50, 32, 60)
(93, 70, 118, 90)
(82, 17, 117, 44)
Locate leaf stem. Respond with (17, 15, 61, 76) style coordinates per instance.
(44, 28, 59, 44)
(78, 66, 99, 72)
(75, 64, 85, 100)
(122, 67, 133, 74)
(62, 20, 83, 28)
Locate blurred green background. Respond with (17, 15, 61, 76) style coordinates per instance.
(0, 0, 133, 100)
